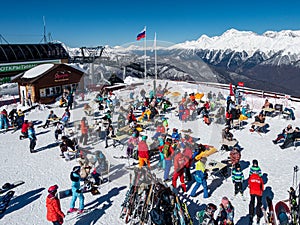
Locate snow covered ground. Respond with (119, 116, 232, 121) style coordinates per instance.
(0, 78, 300, 225)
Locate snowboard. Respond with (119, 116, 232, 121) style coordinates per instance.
(0, 181, 25, 194)
(0, 190, 15, 214)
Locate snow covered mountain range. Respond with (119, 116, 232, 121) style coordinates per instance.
(64, 29, 300, 96)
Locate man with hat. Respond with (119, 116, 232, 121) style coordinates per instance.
(46, 185, 65, 225)
(138, 135, 150, 168)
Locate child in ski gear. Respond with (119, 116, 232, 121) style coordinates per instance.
(196, 203, 217, 225)
(190, 157, 209, 198)
(43, 110, 58, 128)
(172, 147, 188, 192)
(138, 135, 150, 168)
(249, 159, 262, 177)
(68, 166, 85, 213)
(28, 122, 37, 153)
(46, 185, 65, 225)
(248, 171, 264, 224)
(152, 122, 165, 140)
(216, 197, 234, 225)
(231, 163, 244, 196)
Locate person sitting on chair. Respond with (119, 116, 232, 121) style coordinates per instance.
(43, 110, 58, 128)
(250, 113, 266, 132)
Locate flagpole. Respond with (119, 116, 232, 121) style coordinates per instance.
(154, 32, 157, 94)
(144, 26, 147, 81)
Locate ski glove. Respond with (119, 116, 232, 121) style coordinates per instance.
(76, 189, 82, 193)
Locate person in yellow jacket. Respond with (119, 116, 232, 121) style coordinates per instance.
(190, 157, 209, 198)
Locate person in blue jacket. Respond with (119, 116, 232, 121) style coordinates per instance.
(68, 166, 85, 214)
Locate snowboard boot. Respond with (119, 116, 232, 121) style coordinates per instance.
(30, 148, 34, 153)
(256, 217, 261, 225)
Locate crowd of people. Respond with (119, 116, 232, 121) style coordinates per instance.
(1, 83, 299, 225)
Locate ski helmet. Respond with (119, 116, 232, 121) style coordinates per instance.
(48, 184, 58, 193)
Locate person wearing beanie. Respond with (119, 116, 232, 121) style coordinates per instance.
(217, 196, 234, 224)
(68, 166, 85, 214)
(46, 185, 65, 225)
(248, 168, 264, 224)
(249, 159, 262, 177)
(190, 157, 209, 198)
(231, 163, 244, 196)
(138, 135, 150, 168)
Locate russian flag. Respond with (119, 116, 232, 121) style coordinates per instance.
(136, 28, 146, 41)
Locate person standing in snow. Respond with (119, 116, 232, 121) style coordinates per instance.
(46, 185, 65, 225)
(231, 163, 244, 197)
(68, 166, 85, 214)
(190, 157, 209, 198)
(248, 169, 264, 224)
(28, 122, 37, 153)
(172, 147, 188, 192)
(249, 159, 262, 177)
(138, 135, 150, 168)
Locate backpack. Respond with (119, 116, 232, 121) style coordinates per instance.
(162, 143, 170, 158)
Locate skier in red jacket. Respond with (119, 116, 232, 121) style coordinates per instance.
(46, 185, 65, 225)
(248, 173, 264, 224)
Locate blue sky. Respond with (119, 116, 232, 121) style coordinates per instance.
(1, 0, 300, 47)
